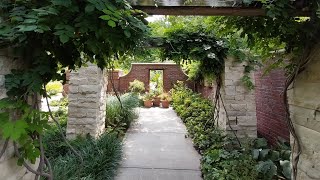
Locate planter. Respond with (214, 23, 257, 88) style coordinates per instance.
(144, 100, 153, 108)
(153, 97, 161, 107)
(161, 100, 170, 108)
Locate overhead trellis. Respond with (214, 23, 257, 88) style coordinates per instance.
(129, 0, 312, 16)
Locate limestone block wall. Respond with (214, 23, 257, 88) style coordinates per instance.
(288, 43, 320, 179)
(67, 64, 107, 139)
(218, 58, 257, 138)
(0, 49, 36, 180)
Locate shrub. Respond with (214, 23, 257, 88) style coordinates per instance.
(106, 93, 140, 136)
(46, 81, 63, 96)
(47, 133, 122, 180)
(171, 82, 258, 180)
(43, 96, 122, 180)
(129, 79, 145, 93)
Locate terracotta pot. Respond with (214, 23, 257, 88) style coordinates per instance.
(153, 97, 161, 107)
(161, 100, 170, 108)
(144, 100, 153, 108)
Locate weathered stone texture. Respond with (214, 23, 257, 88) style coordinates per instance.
(218, 57, 257, 138)
(67, 63, 107, 139)
(0, 49, 36, 180)
(288, 43, 320, 180)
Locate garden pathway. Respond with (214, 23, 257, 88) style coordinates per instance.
(116, 107, 202, 180)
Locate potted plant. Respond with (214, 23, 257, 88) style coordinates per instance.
(159, 93, 172, 108)
(152, 90, 161, 107)
(143, 93, 153, 108)
(129, 79, 145, 94)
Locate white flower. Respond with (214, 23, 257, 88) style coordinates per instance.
(203, 44, 211, 50)
(216, 40, 223, 46)
(207, 53, 216, 59)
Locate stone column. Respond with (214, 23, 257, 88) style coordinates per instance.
(288, 43, 320, 180)
(218, 57, 257, 138)
(0, 49, 36, 180)
(67, 64, 107, 139)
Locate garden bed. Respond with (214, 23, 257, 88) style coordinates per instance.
(171, 82, 291, 180)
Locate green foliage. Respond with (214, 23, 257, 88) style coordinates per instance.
(171, 82, 258, 179)
(241, 74, 255, 90)
(0, 0, 149, 167)
(142, 92, 153, 101)
(160, 26, 228, 79)
(45, 133, 122, 180)
(106, 93, 140, 136)
(207, 0, 320, 73)
(129, 79, 145, 93)
(46, 81, 63, 96)
(252, 138, 292, 179)
(184, 61, 202, 81)
(0, 98, 50, 164)
(150, 70, 163, 93)
(158, 93, 172, 101)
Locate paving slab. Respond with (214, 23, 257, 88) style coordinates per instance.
(116, 107, 202, 180)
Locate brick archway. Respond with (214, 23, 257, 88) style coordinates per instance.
(107, 63, 194, 93)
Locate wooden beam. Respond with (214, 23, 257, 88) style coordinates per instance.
(134, 6, 311, 16)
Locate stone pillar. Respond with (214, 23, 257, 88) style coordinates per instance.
(218, 57, 257, 138)
(0, 49, 36, 180)
(67, 64, 107, 139)
(288, 43, 320, 179)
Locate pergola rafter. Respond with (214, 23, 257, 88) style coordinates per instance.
(133, 6, 311, 16)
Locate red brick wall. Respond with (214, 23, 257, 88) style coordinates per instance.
(107, 63, 194, 93)
(254, 69, 290, 145)
(195, 83, 214, 99)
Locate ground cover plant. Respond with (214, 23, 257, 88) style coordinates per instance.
(171, 82, 291, 180)
(106, 93, 140, 136)
(42, 95, 134, 180)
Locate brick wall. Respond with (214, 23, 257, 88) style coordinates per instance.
(254, 68, 290, 145)
(195, 83, 215, 99)
(107, 63, 194, 93)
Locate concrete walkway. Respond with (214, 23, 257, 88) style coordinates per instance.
(116, 107, 202, 180)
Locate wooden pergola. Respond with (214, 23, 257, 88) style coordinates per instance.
(130, 0, 311, 16)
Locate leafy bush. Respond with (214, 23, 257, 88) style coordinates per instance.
(106, 93, 140, 136)
(46, 81, 63, 96)
(43, 98, 68, 158)
(252, 138, 292, 180)
(46, 133, 122, 180)
(43, 97, 122, 180)
(129, 79, 145, 93)
(171, 82, 258, 179)
(171, 82, 292, 180)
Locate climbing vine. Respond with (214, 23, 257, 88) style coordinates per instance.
(0, 0, 149, 179)
(205, 1, 320, 179)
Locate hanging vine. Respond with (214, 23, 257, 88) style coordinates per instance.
(0, 0, 149, 179)
(205, 0, 320, 179)
(158, 27, 245, 146)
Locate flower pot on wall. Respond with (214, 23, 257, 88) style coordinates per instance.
(161, 100, 170, 108)
(144, 100, 153, 108)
